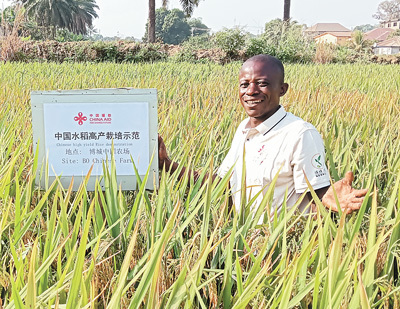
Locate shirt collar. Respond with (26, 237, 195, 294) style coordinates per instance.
(243, 105, 287, 135)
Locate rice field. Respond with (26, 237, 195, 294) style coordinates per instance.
(0, 61, 400, 308)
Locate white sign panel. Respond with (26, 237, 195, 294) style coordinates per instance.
(31, 88, 158, 191)
(43, 102, 149, 176)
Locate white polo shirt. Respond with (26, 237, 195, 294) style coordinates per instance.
(217, 106, 330, 216)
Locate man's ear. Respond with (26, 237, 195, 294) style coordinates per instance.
(280, 83, 289, 97)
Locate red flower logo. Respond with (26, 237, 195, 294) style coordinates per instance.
(74, 112, 87, 125)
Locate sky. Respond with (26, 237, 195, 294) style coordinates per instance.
(91, 0, 382, 39)
(1, 0, 382, 39)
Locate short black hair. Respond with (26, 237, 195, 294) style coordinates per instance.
(242, 54, 285, 83)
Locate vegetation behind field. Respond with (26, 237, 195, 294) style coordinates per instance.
(4, 34, 400, 65)
(0, 62, 399, 307)
(3, 10, 400, 65)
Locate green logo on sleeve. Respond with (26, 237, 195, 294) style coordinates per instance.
(312, 154, 323, 169)
(315, 155, 322, 167)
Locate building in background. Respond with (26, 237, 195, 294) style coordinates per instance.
(314, 32, 352, 45)
(304, 23, 351, 38)
(373, 36, 400, 54)
(381, 19, 400, 30)
(365, 28, 395, 42)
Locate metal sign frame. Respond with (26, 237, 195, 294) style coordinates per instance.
(31, 88, 158, 191)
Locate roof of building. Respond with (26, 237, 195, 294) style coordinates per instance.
(305, 23, 351, 32)
(376, 36, 400, 47)
(381, 18, 400, 23)
(314, 31, 352, 38)
(365, 28, 395, 41)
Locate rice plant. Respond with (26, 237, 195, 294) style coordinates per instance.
(0, 61, 399, 308)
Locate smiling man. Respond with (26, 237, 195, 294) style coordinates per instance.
(158, 54, 367, 216)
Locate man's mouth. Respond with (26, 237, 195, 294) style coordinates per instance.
(245, 100, 262, 106)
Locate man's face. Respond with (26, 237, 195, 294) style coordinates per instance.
(239, 60, 288, 127)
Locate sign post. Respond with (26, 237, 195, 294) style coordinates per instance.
(31, 88, 158, 191)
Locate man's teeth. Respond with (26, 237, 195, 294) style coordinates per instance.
(247, 100, 262, 103)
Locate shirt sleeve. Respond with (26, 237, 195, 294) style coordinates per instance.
(291, 128, 331, 193)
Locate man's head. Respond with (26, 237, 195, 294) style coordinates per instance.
(239, 54, 288, 127)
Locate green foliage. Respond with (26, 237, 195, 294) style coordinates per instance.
(332, 46, 358, 63)
(0, 5, 37, 39)
(353, 24, 377, 32)
(144, 8, 193, 45)
(170, 34, 214, 63)
(1, 2, 98, 41)
(182, 33, 213, 49)
(0, 5, 18, 26)
(316, 31, 375, 64)
(162, 9, 191, 45)
(245, 36, 276, 57)
(54, 29, 85, 42)
(91, 41, 123, 61)
(170, 46, 197, 62)
(131, 44, 168, 62)
(348, 30, 373, 53)
(246, 18, 315, 63)
(8, 41, 167, 63)
(188, 17, 209, 36)
(21, 0, 98, 38)
(388, 28, 400, 38)
(212, 27, 246, 58)
(90, 41, 168, 62)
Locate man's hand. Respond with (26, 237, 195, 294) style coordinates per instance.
(158, 135, 170, 170)
(321, 171, 368, 213)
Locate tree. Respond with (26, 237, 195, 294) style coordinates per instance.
(20, 0, 98, 38)
(349, 30, 372, 52)
(144, 8, 192, 44)
(0, 6, 17, 35)
(254, 18, 314, 62)
(353, 24, 377, 32)
(162, 9, 191, 44)
(373, 0, 400, 21)
(148, 0, 200, 43)
(69, 0, 99, 34)
(188, 18, 209, 36)
(283, 0, 291, 21)
(148, 0, 156, 42)
(212, 27, 246, 58)
(388, 28, 400, 37)
(264, 18, 304, 46)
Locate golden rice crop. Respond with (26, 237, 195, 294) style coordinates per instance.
(0, 61, 399, 308)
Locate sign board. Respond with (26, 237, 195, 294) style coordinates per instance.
(31, 88, 158, 191)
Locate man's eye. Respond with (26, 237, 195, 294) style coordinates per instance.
(240, 83, 248, 88)
(258, 82, 268, 87)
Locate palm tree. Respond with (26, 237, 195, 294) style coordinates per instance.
(283, 0, 291, 21)
(148, 0, 199, 42)
(148, 0, 156, 42)
(70, 0, 99, 34)
(21, 0, 98, 38)
(351, 30, 372, 52)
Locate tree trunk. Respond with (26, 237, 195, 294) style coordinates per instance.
(283, 0, 291, 21)
(148, 0, 156, 42)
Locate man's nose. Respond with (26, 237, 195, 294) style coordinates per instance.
(246, 82, 259, 95)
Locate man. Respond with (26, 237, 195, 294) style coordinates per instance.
(158, 54, 367, 215)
